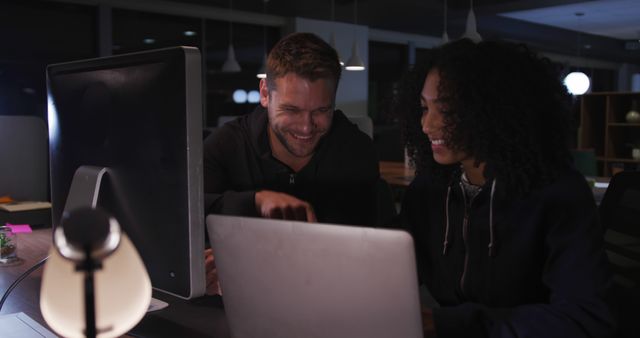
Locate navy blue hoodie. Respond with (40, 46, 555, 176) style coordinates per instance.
(401, 169, 615, 337)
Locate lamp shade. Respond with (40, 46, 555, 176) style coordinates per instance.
(442, 31, 450, 44)
(40, 231, 151, 338)
(256, 53, 267, 79)
(462, 6, 482, 43)
(345, 40, 365, 71)
(564, 71, 590, 95)
(222, 44, 241, 73)
(441, 0, 449, 44)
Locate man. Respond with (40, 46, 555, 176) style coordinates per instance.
(203, 32, 378, 225)
(204, 32, 379, 294)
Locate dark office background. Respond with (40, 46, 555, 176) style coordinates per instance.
(0, 0, 635, 161)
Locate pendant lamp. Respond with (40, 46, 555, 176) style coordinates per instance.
(442, 0, 449, 44)
(256, 0, 268, 78)
(257, 53, 267, 79)
(222, 45, 241, 72)
(222, 0, 241, 72)
(563, 12, 590, 95)
(462, 0, 482, 43)
(345, 0, 365, 71)
(345, 40, 365, 71)
(329, 0, 344, 66)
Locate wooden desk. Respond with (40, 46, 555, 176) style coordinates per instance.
(0, 228, 231, 338)
(0, 209, 52, 228)
(379, 161, 415, 187)
(0, 227, 51, 326)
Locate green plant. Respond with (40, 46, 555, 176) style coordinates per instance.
(0, 230, 16, 257)
(0, 231, 11, 248)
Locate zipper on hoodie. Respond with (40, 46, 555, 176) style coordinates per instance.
(289, 173, 295, 185)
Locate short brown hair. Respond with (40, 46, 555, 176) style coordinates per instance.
(266, 32, 341, 91)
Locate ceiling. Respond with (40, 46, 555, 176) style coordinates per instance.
(178, 0, 639, 64)
(4, 0, 639, 67)
(499, 0, 640, 40)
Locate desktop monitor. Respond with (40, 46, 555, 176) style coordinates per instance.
(47, 46, 205, 299)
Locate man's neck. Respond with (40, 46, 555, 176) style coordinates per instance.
(268, 127, 312, 172)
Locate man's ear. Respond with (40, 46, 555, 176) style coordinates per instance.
(259, 78, 269, 108)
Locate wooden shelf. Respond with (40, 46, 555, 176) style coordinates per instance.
(606, 158, 640, 164)
(608, 123, 640, 127)
(579, 92, 640, 176)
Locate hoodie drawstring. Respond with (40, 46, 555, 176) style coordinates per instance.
(488, 179, 497, 257)
(442, 179, 497, 257)
(442, 186, 452, 255)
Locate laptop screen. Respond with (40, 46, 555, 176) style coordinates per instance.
(206, 214, 423, 338)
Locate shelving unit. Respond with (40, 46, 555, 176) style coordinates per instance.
(579, 92, 640, 176)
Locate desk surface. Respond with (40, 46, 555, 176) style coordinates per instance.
(379, 161, 415, 187)
(0, 228, 231, 338)
(0, 227, 51, 325)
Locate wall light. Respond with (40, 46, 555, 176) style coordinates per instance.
(233, 89, 247, 103)
(564, 71, 590, 95)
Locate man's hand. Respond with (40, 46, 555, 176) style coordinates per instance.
(205, 248, 222, 295)
(255, 190, 317, 222)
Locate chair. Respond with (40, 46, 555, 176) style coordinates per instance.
(0, 116, 49, 202)
(347, 115, 373, 139)
(599, 171, 640, 337)
(571, 148, 598, 177)
(0, 116, 50, 226)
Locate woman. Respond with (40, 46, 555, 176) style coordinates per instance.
(397, 39, 614, 337)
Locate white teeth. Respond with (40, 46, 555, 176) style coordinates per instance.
(431, 139, 445, 145)
(292, 133, 312, 140)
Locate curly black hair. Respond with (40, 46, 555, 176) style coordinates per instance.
(394, 39, 574, 196)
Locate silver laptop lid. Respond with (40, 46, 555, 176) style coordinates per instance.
(206, 214, 423, 338)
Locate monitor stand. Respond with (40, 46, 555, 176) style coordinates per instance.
(63, 166, 108, 212)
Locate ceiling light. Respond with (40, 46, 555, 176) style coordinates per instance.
(462, 0, 482, 43)
(222, 45, 242, 73)
(247, 90, 260, 103)
(345, 40, 365, 71)
(222, 0, 241, 73)
(256, 53, 267, 79)
(441, 0, 449, 44)
(183, 30, 197, 37)
(564, 71, 590, 95)
(329, 0, 344, 66)
(233, 89, 247, 103)
(563, 12, 590, 95)
(143, 38, 155, 44)
(345, 0, 365, 72)
(257, 0, 268, 79)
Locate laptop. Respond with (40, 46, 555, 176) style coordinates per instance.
(206, 214, 423, 338)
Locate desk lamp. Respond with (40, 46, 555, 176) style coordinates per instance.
(40, 207, 151, 338)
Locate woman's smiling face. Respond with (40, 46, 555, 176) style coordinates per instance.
(420, 69, 471, 166)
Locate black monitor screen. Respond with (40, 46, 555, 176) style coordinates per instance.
(47, 46, 205, 299)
